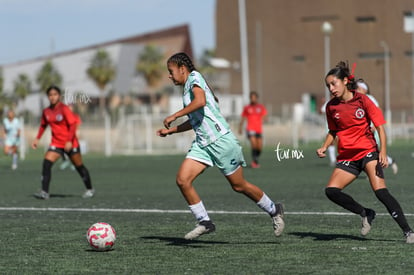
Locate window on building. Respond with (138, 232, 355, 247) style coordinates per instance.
(301, 15, 339, 22)
(292, 55, 305, 62)
(356, 16, 376, 23)
(358, 52, 391, 59)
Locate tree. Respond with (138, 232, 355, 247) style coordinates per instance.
(136, 44, 164, 104)
(36, 60, 63, 92)
(86, 49, 116, 114)
(13, 73, 31, 100)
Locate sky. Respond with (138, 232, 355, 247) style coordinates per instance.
(0, 0, 216, 64)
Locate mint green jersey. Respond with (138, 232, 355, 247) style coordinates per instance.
(183, 71, 230, 147)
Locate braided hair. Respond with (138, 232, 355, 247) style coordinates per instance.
(167, 52, 219, 103)
(326, 61, 357, 91)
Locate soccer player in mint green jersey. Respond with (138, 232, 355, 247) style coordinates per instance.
(3, 110, 21, 170)
(156, 52, 284, 240)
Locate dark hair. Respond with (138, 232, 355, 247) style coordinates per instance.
(326, 61, 357, 91)
(167, 52, 196, 72)
(250, 91, 258, 97)
(46, 85, 62, 95)
(167, 52, 219, 103)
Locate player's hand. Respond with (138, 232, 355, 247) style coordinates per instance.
(64, 141, 73, 152)
(316, 147, 327, 158)
(379, 151, 389, 168)
(163, 114, 177, 129)
(156, 128, 170, 137)
(31, 139, 39, 149)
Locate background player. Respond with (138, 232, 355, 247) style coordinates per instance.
(239, 91, 267, 168)
(31, 85, 94, 200)
(157, 52, 284, 240)
(356, 78, 398, 174)
(3, 109, 21, 170)
(317, 61, 413, 243)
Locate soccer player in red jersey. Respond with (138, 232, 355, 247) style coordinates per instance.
(316, 61, 413, 243)
(239, 91, 267, 168)
(31, 85, 94, 199)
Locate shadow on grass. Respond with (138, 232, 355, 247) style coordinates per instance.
(289, 231, 369, 241)
(31, 193, 77, 199)
(141, 236, 229, 247)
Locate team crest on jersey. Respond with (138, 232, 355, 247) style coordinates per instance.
(355, 108, 365, 119)
(56, 114, 63, 121)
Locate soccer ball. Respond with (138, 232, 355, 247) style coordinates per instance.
(86, 222, 116, 251)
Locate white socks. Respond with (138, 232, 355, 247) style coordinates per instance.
(257, 193, 277, 216)
(189, 201, 210, 222)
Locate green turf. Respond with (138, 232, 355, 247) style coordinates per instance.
(1, 141, 414, 274)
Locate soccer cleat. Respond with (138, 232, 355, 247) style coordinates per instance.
(82, 189, 95, 199)
(361, 208, 376, 236)
(405, 231, 414, 244)
(33, 190, 50, 200)
(391, 162, 398, 175)
(11, 163, 17, 170)
(184, 220, 216, 240)
(272, 203, 285, 237)
(251, 161, 260, 168)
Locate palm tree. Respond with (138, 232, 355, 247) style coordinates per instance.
(136, 44, 164, 105)
(36, 60, 63, 92)
(86, 49, 116, 114)
(13, 73, 31, 100)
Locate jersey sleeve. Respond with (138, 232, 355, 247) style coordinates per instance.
(363, 95, 386, 127)
(62, 105, 78, 141)
(325, 103, 337, 132)
(241, 106, 248, 117)
(36, 110, 48, 139)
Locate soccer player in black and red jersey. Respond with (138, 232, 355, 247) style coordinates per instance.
(31, 85, 94, 199)
(316, 61, 414, 243)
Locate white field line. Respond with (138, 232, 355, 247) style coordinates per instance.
(0, 207, 413, 216)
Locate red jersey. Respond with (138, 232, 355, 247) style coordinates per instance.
(241, 103, 267, 133)
(36, 102, 79, 148)
(326, 92, 386, 161)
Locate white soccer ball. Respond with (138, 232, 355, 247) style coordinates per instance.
(86, 222, 116, 251)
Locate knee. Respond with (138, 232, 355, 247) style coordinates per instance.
(230, 181, 247, 193)
(325, 187, 341, 200)
(176, 174, 192, 190)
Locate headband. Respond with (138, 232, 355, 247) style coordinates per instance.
(357, 82, 368, 91)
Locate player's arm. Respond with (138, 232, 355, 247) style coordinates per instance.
(163, 86, 206, 129)
(376, 124, 388, 168)
(316, 130, 336, 158)
(32, 112, 48, 149)
(63, 106, 78, 151)
(238, 116, 246, 135)
(157, 120, 192, 137)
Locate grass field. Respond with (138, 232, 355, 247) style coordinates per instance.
(1, 141, 414, 274)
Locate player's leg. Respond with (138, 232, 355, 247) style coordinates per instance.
(249, 135, 260, 167)
(11, 145, 18, 170)
(225, 166, 284, 236)
(176, 158, 214, 240)
(364, 159, 413, 242)
(34, 150, 61, 199)
(69, 152, 94, 198)
(325, 165, 375, 235)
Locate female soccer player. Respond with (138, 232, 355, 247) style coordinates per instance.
(239, 91, 267, 168)
(3, 110, 21, 170)
(316, 61, 413, 243)
(156, 52, 284, 240)
(31, 85, 94, 200)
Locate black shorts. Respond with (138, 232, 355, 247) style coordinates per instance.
(48, 146, 81, 158)
(336, 151, 384, 178)
(246, 131, 262, 138)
